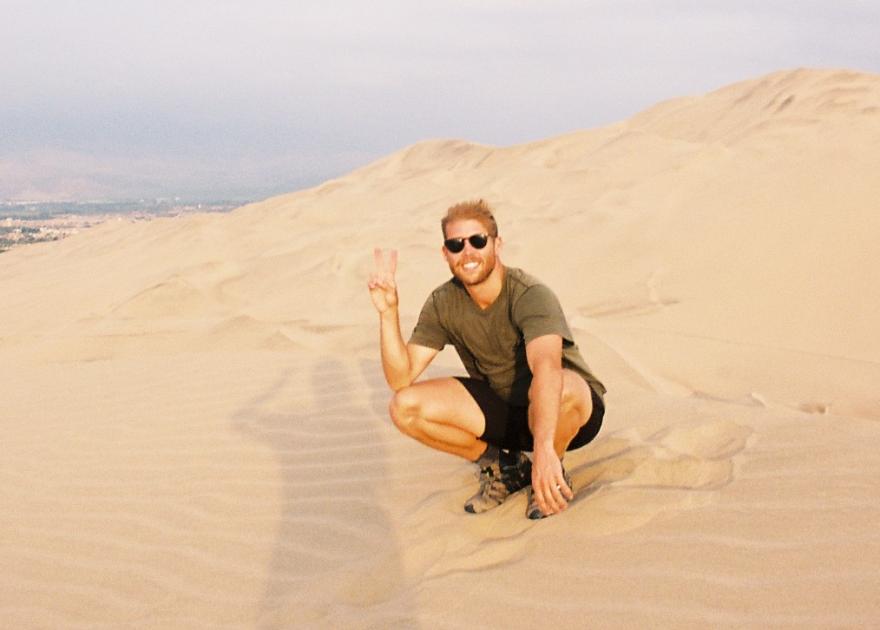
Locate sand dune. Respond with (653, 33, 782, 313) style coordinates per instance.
(3, 68, 880, 628)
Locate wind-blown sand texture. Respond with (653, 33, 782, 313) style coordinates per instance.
(3, 68, 879, 628)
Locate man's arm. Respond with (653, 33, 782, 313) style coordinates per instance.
(378, 307, 438, 390)
(369, 248, 439, 390)
(526, 334, 572, 515)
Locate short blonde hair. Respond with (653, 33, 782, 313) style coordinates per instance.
(441, 199, 499, 238)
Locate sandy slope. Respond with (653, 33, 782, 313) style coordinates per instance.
(2, 68, 879, 628)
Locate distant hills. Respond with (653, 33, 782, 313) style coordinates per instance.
(0, 199, 244, 220)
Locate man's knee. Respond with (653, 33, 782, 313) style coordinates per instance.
(560, 371, 592, 428)
(389, 386, 422, 435)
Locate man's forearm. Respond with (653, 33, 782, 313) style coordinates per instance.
(379, 307, 412, 390)
(529, 364, 564, 453)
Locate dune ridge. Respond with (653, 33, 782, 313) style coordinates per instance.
(3, 68, 879, 628)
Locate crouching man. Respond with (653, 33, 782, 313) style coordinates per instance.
(368, 200, 606, 518)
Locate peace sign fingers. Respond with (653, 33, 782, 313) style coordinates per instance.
(373, 247, 397, 281)
(369, 248, 400, 312)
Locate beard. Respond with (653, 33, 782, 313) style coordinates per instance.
(449, 249, 497, 286)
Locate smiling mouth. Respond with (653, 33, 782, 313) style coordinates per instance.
(462, 261, 480, 271)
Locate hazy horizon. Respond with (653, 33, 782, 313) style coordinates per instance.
(3, 1, 878, 202)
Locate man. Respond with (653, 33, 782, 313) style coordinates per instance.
(368, 199, 605, 519)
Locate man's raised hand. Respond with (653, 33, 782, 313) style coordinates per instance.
(368, 248, 399, 313)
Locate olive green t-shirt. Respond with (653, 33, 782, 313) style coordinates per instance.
(409, 266, 605, 406)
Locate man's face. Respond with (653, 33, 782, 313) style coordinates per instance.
(442, 218, 500, 286)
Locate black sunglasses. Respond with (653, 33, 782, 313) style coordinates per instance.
(444, 233, 490, 253)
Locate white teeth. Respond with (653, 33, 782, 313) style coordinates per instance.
(463, 262, 479, 270)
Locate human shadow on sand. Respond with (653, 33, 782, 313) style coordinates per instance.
(232, 358, 420, 629)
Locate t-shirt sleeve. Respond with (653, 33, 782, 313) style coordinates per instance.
(408, 293, 449, 350)
(512, 284, 574, 345)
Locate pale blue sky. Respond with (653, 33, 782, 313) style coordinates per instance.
(2, 1, 877, 200)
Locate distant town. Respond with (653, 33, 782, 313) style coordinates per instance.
(0, 199, 246, 252)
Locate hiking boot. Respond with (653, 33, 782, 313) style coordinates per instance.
(464, 449, 532, 514)
(526, 465, 573, 520)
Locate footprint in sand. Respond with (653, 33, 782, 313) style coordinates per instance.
(564, 419, 753, 535)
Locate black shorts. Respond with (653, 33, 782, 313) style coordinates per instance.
(455, 377, 604, 452)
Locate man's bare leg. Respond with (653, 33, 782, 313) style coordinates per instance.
(388, 377, 489, 461)
(389, 377, 532, 513)
(544, 369, 594, 456)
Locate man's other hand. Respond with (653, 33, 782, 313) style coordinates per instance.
(531, 445, 573, 516)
